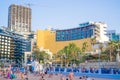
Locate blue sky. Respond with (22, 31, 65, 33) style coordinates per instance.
(0, 0, 120, 33)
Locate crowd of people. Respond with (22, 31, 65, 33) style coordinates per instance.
(0, 65, 27, 80)
(0, 60, 119, 80)
(0, 65, 96, 80)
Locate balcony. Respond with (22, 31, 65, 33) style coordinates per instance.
(94, 28, 100, 33)
(94, 32, 100, 36)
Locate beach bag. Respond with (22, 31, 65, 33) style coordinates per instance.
(10, 74, 16, 79)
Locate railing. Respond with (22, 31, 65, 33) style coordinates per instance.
(46, 67, 120, 74)
(45, 67, 120, 79)
(79, 62, 120, 68)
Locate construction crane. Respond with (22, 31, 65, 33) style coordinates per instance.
(24, 3, 49, 8)
(24, 3, 34, 8)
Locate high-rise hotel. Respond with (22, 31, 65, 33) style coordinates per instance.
(8, 4, 31, 32)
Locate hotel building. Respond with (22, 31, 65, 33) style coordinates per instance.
(0, 27, 28, 65)
(8, 4, 31, 32)
(107, 30, 120, 41)
(36, 22, 109, 54)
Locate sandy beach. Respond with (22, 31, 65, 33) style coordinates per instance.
(0, 72, 119, 80)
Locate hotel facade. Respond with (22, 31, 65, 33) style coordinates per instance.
(0, 27, 28, 65)
(36, 22, 109, 54)
(107, 30, 120, 41)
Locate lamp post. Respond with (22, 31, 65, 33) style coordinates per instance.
(65, 51, 68, 67)
(98, 51, 101, 67)
(60, 56, 62, 67)
(65, 55, 67, 67)
(78, 51, 80, 61)
(98, 42, 104, 74)
(54, 55, 56, 67)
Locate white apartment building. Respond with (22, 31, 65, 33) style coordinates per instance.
(92, 22, 109, 43)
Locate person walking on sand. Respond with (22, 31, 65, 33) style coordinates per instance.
(68, 71, 75, 80)
(60, 74, 65, 80)
(7, 70, 11, 79)
(20, 72, 24, 80)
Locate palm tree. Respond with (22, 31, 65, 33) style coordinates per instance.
(82, 42, 88, 53)
(115, 41, 120, 62)
(62, 44, 75, 64)
(91, 37, 96, 52)
(52, 54, 57, 66)
(99, 42, 104, 53)
(57, 49, 65, 67)
(57, 43, 81, 66)
(107, 41, 115, 61)
(98, 42, 104, 61)
(74, 47, 81, 64)
(68, 43, 81, 64)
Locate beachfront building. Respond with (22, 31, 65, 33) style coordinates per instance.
(0, 27, 28, 65)
(7, 4, 36, 65)
(107, 30, 120, 41)
(36, 22, 109, 54)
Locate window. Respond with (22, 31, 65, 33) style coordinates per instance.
(5, 46, 7, 48)
(57, 37, 60, 40)
(62, 32, 64, 34)
(2, 36, 4, 38)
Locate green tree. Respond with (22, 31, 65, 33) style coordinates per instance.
(0, 62, 4, 68)
(57, 43, 81, 66)
(69, 43, 81, 64)
(33, 49, 50, 63)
